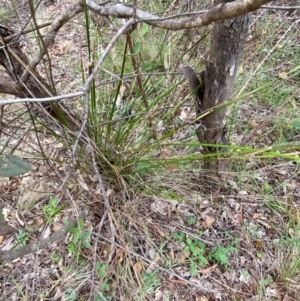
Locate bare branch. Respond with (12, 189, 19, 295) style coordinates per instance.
(86, 0, 273, 30)
(261, 5, 300, 10)
(0, 91, 84, 105)
(0, 209, 88, 263)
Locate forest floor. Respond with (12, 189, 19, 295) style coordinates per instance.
(1, 1, 300, 300)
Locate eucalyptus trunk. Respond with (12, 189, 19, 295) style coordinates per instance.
(181, 0, 250, 184)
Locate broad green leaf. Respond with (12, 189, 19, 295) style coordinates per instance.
(132, 42, 141, 55)
(73, 230, 80, 244)
(140, 24, 149, 36)
(96, 262, 108, 278)
(0, 155, 31, 177)
(127, 42, 141, 56)
(141, 62, 152, 72)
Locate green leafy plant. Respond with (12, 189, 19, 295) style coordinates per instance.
(142, 270, 161, 294)
(51, 253, 61, 264)
(16, 229, 29, 246)
(97, 262, 108, 278)
(257, 276, 273, 296)
(241, 269, 250, 278)
(185, 237, 208, 276)
(42, 196, 64, 224)
(173, 231, 239, 274)
(261, 182, 272, 194)
(64, 288, 77, 301)
(95, 263, 111, 300)
(67, 218, 91, 258)
(172, 231, 185, 245)
(173, 232, 208, 276)
(187, 216, 197, 225)
(292, 119, 300, 132)
(209, 245, 237, 267)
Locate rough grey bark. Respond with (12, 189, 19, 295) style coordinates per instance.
(0, 24, 52, 99)
(181, 0, 251, 182)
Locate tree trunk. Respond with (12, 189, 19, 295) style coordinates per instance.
(181, 0, 250, 185)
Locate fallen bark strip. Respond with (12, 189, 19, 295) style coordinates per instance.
(0, 209, 88, 263)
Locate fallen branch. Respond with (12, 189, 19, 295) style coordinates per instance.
(0, 209, 88, 263)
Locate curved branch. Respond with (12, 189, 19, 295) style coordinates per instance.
(22, 0, 272, 83)
(86, 0, 273, 30)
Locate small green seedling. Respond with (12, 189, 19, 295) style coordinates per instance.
(94, 263, 111, 300)
(142, 270, 161, 294)
(43, 196, 64, 224)
(209, 245, 237, 267)
(64, 288, 77, 301)
(16, 229, 29, 246)
(67, 218, 91, 259)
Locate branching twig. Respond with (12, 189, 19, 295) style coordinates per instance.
(261, 5, 300, 10)
(0, 0, 274, 102)
(0, 91, 84, 105)
(86, 0, 273, 30)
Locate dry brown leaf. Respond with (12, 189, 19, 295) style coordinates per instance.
(89, 175, 98, 182)
(235, 213, 243, 224)
(178, 251, 189, 263)
(148, 248, 156, 260)
(201, 216, 215, 229)
(33, 217, 44, 226)
(279, 72, 288, 79)
(179, 108, 188, 121)
(282, 294, 291, 301)
(154, 288, 163, 301)
(156, 120, 164, 132)
(179, 107, 195, 121)
(79, 180, 89, 191)
(133, 261, 144, 281)
(199, 263, 218, 274)
(106, 188, 113, 198)
(163, 148, 172, 156)
(286, 181, 297, 192)
(150, 200, 169, 216)
(253, 213, 261, 219)
(170, 248, 175, 261)
(166, 164, 173, 171)
(40, 225, 51, 240)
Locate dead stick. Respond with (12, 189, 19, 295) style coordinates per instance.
(0, 209, 88, 263)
